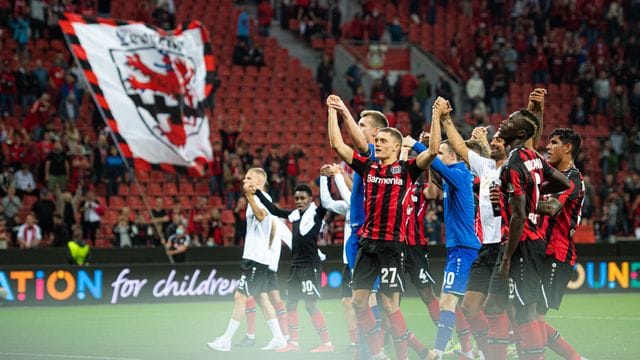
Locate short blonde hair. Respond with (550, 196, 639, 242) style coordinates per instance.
(360, 110, 389, 128)
(247, 168, 269, 191)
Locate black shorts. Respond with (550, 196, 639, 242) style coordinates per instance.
(352, 239, 405, 294)
(340, 264, 352, 298)
(488, 240, 545, 306)
(266, 270, 280, 292)
(466, 243, 501, 294)
(237, 259, 270, 297)
(404, 245, 436, 289)
(538, 257, 575, 311)
(287, 265, 322, 300)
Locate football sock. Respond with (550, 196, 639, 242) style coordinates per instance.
(287, 310, 299, 342)
(222, 318, 240, 341)
(486, 312, 510, 360)
(434, 310, 456, 352)
(455, 307, 474, 354)
(466, 310, 489, 355)
(245, 297, 257, 336)
(310, 309, 331, 343)
(355, 306, 382, 355)
(274, 301, 289, 338)
(388, 310, 410, 360)
(518, 320, 545, 360)
(348, 327, 358, 344)
(545, 322, 581, 360)
(267, 318, 285, 340)
(427, 298, 441, 324)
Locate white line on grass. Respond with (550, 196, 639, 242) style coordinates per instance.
(0, 352, 142, 360)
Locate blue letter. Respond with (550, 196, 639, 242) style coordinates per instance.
(77, 269, 102, 300)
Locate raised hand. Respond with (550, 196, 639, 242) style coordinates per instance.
(471, 126, 489, 141)
(326, 95, 349, 113)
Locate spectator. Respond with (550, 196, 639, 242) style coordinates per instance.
(236, 6, 250, 44)
(248, 43, 265, 67)
(316, 54, 334, 101)
(232, 40, 251, 66)
(600, 143, 620, 181)
(532, 46, 549, 85)
(16, 60, 38, 116)
(489, 71, 507, 116)
(67, 226, 90, 266)
(466, 69, 485, 109)
(257, 0, 273, 37)
(55, 186, 80, 235)
(569, 96, 589, 125)
(610, 125, 628, 163)
(397, 72, 419, 112)
(594, 71, 611, 114)
(112, 215, 134, 248)
(92, 133, 109, 183)
(9, 14, 30, 57)
(13, 163, 36, 197)
(344, 62, 362, 96)
(24, 92, 51, 141)
(51, 213, 69, 247)
(165, 224, 189, 262)
(80, 190, 102, 246)
(17, 213, 42, 248)
(415, 74, 431, 122)
(45, 141, 69, 192)
(2, 187, 21, 219)
(0, 167, 13, 197)
(610, 85, 629, 124)
(284, 144, 304, 197)
(150, 196, 169, 245)
(219, 115, 244, 155)
(409, 100, 424, 140)
(366, 9, 384, 42)
(267, 160, 283, 202)
(47, 0, 65, 44)
(151, 1, 175, 30)
(165, 212, 182, 239)
(351, 85, 366, 115)
(48, 53, 66, 100)
(105, 145, 125, 197)
(132, 212, 152, 247)
(187, 196, 208, 247)
(209, 141, 224, 197)
(0, 60, 16, 118)
(424, 208, 441, 244)
(233, 196, 247, 246)
(59, 84, 80, 124)
(68, 143, 91, 193)
(388, 16, 405, 43)
(0, 218, 9, 249)
(629, 128, 640, 172)
(578, 72, 595, 113)
(582, 175, 596, 224)
(329, 1, 341, 39)
(6, 133, 26, 171)
(631, 82, 640, 124)
(30, 0, 47, 42)
(32, 188, 56, 242)
(208, 208, 223, 246)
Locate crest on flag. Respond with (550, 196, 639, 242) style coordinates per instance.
(59, 14, 215, 175)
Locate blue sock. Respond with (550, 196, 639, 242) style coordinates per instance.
(434, 310, 456, 352)
(371, 304, 381, 331)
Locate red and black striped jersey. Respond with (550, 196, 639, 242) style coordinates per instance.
(405, 182, 428, 246)
(349, 150, 423, 242)
(499, 147, 554, 243)
(540, 168, 584, 266)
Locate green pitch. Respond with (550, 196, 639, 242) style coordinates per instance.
(0, 294, 637, 360)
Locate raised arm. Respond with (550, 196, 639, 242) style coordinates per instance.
(442, 115, 470, 164)
(541, 167, 570, 194)
(536, 198, 562, 216)
(327, 95, 368, 154)
(319, 173, 349, 216)
(527, 88, 546, 147)
(254, 189, 293, 218)
(244, 185, 269, 222)
(334, 171, 352, 205)
(417, 98, 448, 169)
(327, 106, 355, 164)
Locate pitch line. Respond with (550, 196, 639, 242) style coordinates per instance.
(0, 352, 142, 360)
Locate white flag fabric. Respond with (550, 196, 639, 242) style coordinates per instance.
(60, 14, 214, 175)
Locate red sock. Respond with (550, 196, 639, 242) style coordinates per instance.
(311, 310, 331, 343)
(387, 310, 410, 360)
(455, 308, 473, 354)
(274, 301, 289, 337)
(519, 320, 545, 360)
(466, 311, 489, 355)
(287, 310, 299, 342)
(348, 327, 358, 344)
(545, 323, 581, 360)
(245, 297, 257, 335)
(355, 307, 382, 355)
(408, 332, 428, 356)
(486, 312, 510, 360)
(427, 298, 440, 324)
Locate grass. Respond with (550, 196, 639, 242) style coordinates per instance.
(0, 294, 637, 360)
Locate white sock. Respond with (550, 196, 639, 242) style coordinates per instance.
(222, 319, 240, 340)
(267, 318, 284, 339)
(246, 333, 255, 339)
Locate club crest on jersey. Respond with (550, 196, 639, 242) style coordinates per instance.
(390, 165, 401, 174)
(112, 48, 206, 151)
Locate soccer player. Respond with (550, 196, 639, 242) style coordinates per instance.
(412, 101, 482, 360)
(207, 168, 287, 352)
(254, 183, 334, 353)
(536, 128, 587, 360)
(440, 119, 508, 358)
(319, 163, 360, 349)
(483, 110, 570, 360)
(237, 218, 291, 347)
(328, 96, 446, 360)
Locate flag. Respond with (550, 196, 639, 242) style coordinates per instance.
(59, 13, 215, 176)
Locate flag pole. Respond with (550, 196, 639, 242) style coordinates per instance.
(60, 17, 173, 264)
